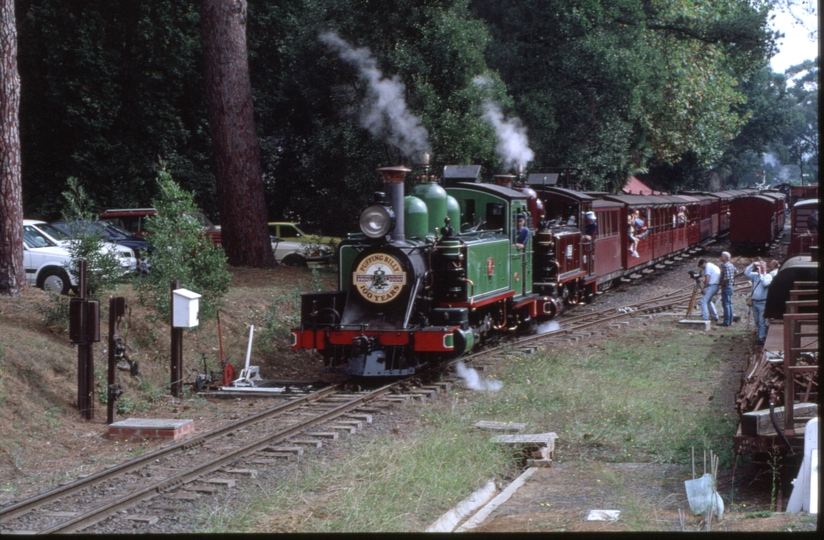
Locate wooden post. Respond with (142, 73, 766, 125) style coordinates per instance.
(76, 260, 94, 420)
(686, 285, 699, 319)
(107, 297, 127, 425)
(171, 280, 182, 398)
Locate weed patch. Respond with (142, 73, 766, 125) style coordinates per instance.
(204, 409, 513, 533)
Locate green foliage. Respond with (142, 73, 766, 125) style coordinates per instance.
(59, 177, 126, 298)
(135, 171, 231, 321)
(259, 270, 323, 349)
(248, 0, 501, 235)
(17, 0, 215, 219)
(16, 0, 793, 218)
(34, 292, 71, 328)
(471, 0, 775, 191)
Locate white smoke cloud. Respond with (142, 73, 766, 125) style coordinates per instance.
(537, 320, 560, 334)
(762, 153, 779, 167)
(455, 361, 503, 392)
(481, 100, 535, 171)
(472, 76, 534, 171)
(319, 31, 431, 160)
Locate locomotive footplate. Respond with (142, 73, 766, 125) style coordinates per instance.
(291, 327, 463, 354)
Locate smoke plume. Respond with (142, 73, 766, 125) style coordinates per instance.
(455, 361, 503, 392)
(472, 76, 534, 170)
(482, 100, 535, 171)
(319, 31, 430, 160)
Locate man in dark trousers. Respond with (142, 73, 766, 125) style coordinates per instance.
(719, 251, 736, 326)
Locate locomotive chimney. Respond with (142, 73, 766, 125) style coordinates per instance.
(494, 174, 515, 189)
(377, 166, 410, 242)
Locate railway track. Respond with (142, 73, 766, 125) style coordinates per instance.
(0, 381, 443, 534)
(1, 255, 748, 533)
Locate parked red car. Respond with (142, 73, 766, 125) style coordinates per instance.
(99, 208, 222, 246)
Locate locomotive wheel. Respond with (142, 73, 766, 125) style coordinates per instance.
(518, 316, 538, 335)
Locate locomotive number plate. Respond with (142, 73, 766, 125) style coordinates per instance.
(353, 253, 407, 303)
(487, 257, 494, 276)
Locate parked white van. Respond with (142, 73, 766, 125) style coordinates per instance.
(22, 222, 78, 294)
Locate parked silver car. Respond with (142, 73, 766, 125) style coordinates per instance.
(271, 237, 333, 268)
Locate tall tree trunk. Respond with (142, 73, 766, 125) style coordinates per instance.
(0, 0, 24, 296)
(200, 0, 275, 267)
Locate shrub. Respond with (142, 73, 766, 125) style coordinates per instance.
(60, 177, 125, 298)
(135, 170, 231, 321)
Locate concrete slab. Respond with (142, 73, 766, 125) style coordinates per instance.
(678, 320, 711, 331)
(108, 418, 194, 441)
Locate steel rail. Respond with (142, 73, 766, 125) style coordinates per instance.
(0, 383, 342, 525)
(42, 382, 400, 534)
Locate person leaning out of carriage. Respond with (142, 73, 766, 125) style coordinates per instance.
(582, 211, 597, 241)
(744, 259, 773, 343)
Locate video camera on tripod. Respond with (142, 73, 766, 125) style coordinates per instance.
(687, 269, 702, 283)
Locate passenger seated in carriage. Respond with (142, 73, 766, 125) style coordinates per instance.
(677, 206, 688, 225)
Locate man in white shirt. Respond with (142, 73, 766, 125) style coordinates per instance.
(697, 258, 720, 322)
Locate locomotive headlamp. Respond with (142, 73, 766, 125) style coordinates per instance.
(359, 205, 395, 239)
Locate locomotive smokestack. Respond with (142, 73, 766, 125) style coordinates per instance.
(494, 174, 515, 189)
(377, 166, 410, 242)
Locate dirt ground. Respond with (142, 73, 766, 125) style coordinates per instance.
(471, 460, 817, 532)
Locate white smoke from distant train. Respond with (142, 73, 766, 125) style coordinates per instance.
(455, 362, 503, 392)
(472, 76, 534, 171)
(762, 153, 779, 167)
(537, 320, 560, 334)
(481, 100, 535, 171)
(319, 31, 431, 160)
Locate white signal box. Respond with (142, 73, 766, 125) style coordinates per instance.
(172, 288, 201, 328)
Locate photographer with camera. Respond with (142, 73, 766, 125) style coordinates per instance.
(696, 258, 720, 323)
(744, 259, 773, 343)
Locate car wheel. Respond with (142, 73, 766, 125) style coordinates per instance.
(282, 254, 307, 268)
(38, 267, 71, 295)
(136, 258, 151, 275)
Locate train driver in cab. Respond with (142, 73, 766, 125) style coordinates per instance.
(515, 214, 530, 250)
(583, 211, 597, 241)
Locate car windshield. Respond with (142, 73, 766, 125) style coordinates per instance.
(35, 223, 71, 241)
(56, 221, 105, 237)
(23, 225, 57, 248)
(101, 221, 134, 237)
(187, 213, 215, 229)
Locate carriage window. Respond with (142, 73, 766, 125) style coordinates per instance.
(595, 210, 619, 238)
(485, 202, 505, 231)
(463, 199, 476, 229)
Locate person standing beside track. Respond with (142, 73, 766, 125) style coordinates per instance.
(719, 251, 736, 326)
(744, 260, 773, 342)
(697, 258, 720, 323)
